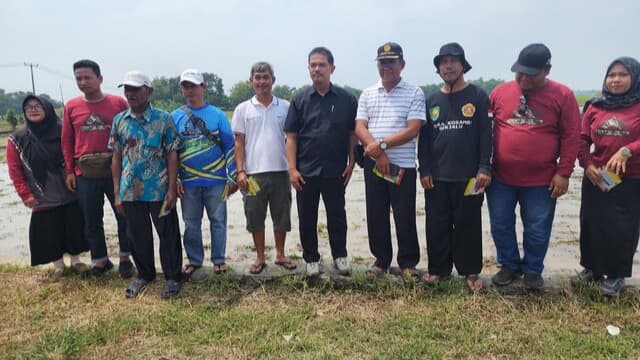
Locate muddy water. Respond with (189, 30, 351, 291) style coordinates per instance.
(1, 165, 637, 278)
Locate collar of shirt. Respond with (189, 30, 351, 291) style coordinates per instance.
(122, 105, 154, 123)
(250, 95, 279, 108)
(376, 78, 407, 93)
(303, 83, 336, 98)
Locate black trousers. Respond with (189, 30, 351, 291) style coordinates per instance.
(123, 201, 182, 282)
(363, 159, 419, 269)
(579, 177, 640, 278)
(296, 176, 347, 263)
(425, 180, 483, 276)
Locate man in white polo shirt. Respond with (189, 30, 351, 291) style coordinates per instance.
(355, 42, 426, 278)
(232, 62, 296, 275)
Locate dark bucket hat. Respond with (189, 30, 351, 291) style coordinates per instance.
(433, 42, 472, 73)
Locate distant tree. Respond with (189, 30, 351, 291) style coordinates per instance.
(342, 85, 362, 100)
(5, 108, 18, 129)
(273, 85, 297, 101)
(150, 72, 229, 110)
(227, 81, 254, 109)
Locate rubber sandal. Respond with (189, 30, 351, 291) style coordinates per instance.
(182, 264, 201, 280)
(125, 278, 150, 298)
(466, 274, 483, 292)
(365, 265, 388, 278)
(401, 267, 420, 282)
(249, 262, 267, 275)
(160, 280, 181, 299)
(214, 263, 228, 274)
(274, 259, 297, 270)
(422, 273, 441, 284)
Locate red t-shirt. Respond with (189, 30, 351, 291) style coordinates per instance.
(578, 102, 640, 179)
(6, 140, 32, 201)
(489, 80, 581, 187)
(62, 94, 128, 175)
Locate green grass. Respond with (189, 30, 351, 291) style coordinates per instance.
(1, 266, 640, 359)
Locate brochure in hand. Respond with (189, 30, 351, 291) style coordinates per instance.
(598, 168, 622, 191)
(373, 163, 405, 186)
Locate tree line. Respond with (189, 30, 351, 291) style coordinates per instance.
(0, 75, 506, 129)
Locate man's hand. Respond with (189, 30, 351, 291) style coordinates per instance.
(114, 198, 125, 216)
(65, 174, 76, 192)
(548, 173, 569, 198)
(375, 152, 390, 175)
(164, 188, 177, 211)
(420, 176, 434, 190)
(364, 141, 383, 159)
(606, 148, 629, 176)
(475, 172, 492, 192)
(176, 182, 184, 198)
(23, 196, 38, 209)
(342, 163, 355, 187)
(228, 183, 239, 195)
(289, 168, 306, 191)
(237, 172, 248, 191)
(585, 164, 606, 192)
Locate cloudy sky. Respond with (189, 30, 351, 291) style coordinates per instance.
(2, 0, 638, 102)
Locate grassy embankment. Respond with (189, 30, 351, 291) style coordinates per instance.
(1, 264, 640, 359)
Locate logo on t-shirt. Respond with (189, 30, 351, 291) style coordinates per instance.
(506, 105, 543, 126)
(461, 103, 476, 118)
(595, 117, 629, 137)
(81, 114, 110, 132)
(429, 106, 440, 121)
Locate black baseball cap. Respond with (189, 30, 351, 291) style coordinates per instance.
(376, 42, 403, 60)
(511, 43, 552, 76)
(433, 42, 472, 73)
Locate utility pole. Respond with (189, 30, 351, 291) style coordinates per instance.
(24, 62, 39, 94)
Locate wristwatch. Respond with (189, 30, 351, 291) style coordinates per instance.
(379, 140, 388, 151)
(621, 146, 632, 158)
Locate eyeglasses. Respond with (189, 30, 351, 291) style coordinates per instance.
(517, 95, 528, 116)
(24, 105, 44, 112)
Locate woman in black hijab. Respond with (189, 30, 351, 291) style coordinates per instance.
(7, 95, 88, 281)
(574, 57, 640, 296)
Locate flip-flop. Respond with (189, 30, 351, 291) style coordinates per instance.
(401, 268, 420, 282)
(182, 264, 201, 280)
(466, 274, 484, 293)
(422, 273, 441, 284)
(214, 263, 228, 274)
(365, 265, 388, 278)
(160, 279, 181, 299)
(125, 278, 150, 298)
(249, 262, 267, 275)
(274, 259, 297, 270)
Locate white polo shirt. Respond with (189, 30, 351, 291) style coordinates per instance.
(232, 96, 290, 174)
(356, 79, 426, 168)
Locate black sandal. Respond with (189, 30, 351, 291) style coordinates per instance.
(125, 278, 150, 298)
(160, 280, 181, 299)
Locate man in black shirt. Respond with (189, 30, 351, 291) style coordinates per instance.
(418, 43, 492, 291)
(285, 47, 358, 276)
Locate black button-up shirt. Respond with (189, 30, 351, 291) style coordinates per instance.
(285, 84, 357, 178)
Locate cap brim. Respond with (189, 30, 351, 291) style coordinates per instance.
(376, 55, 401, 60)
(118, 81, 147, 88)
(511, 62, 543, 76)
(180, 78, 203, 85)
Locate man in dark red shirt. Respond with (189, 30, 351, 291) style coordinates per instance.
(488, 44, 580, 291)
(62, 59, 134, 278)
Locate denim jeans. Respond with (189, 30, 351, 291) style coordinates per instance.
(486, 179, 556, 274)
(75, 175, 130, 262)
(181, 184, 227, 266)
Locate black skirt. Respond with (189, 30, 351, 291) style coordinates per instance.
(29, 201, 89, 266)
(579, 176, 640, 278)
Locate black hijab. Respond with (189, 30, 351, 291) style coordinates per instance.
(14, 95, 64, 185)
(590, 57, 640, 110)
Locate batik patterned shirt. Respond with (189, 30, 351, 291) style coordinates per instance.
(109, 105, 180, 201)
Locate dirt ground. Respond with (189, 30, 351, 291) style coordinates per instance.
(1, 165, 638, 279)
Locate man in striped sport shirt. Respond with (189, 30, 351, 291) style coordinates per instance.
(355, 42, 426, 279)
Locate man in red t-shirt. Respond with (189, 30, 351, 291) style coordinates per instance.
(61, 59, 134, 278)
(487, 44, 580, 291)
